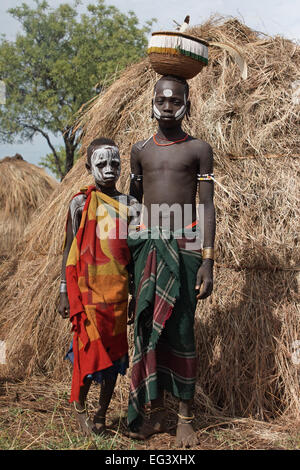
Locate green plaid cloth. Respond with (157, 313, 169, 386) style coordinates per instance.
(127, 227, 202, 428)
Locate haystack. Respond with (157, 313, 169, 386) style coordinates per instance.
(0, 154, 57, 260)
(0, 18, 299, 421)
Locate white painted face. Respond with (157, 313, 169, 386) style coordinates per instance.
(153, 89, 187, 121)
(90, 146, 121, 186)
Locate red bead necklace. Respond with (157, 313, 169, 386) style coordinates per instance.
(153, 133, 189, 146)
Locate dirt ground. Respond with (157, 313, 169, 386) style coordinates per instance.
(0, 375, 299, 451)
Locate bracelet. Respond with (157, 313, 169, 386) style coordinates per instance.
(73, 402, 87, 414)
(60, 280, 67, 293)
(177, 412, 195, 423)
(202, 247, 214, 260)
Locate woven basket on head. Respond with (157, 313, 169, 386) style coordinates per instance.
(148, 31, 208, 79)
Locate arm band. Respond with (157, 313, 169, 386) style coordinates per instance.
(197, 173, 215, 182)
(202, 247, 215, 260)
(130, 173, 143, 182)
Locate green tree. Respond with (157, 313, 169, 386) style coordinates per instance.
(0, 0, 154, 179)
(39, 145, 81, 179)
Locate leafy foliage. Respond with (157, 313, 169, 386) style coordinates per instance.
(39, 145, 81, 179)
(0, 0, 154, 178)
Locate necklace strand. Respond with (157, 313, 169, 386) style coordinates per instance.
(153, 133, 189, 146)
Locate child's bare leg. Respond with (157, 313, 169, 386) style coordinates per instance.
(176, 399, 198, 448)
(93, 375, 117, 433)
(73, 377, 95, 436)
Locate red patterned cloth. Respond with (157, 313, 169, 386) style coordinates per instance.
(66, 186, 131, 402)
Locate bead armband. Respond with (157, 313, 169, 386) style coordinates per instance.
(130, 173, 143, 182)
(197, 173, 215, 182)
(202, 247, 214, 260)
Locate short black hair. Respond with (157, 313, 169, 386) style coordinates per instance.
(154, 75, 189, 99)
(87, 138, 117, 167)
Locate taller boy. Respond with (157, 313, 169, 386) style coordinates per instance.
(129, 75, 216, 447)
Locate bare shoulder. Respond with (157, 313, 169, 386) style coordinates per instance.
(190, 138, 213, 165)
(189, 137, 213, 156)
(131, 137, 152, 157)
(131, 139, 151, 173)
(189, 138, 213, 173)
(117, 193, 139, 207)
(69, 193, 86, 211)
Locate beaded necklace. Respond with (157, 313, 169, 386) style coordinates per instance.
(153, 133, 189, 146)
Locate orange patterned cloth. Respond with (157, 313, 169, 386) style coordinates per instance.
(66, 186, 131, 402)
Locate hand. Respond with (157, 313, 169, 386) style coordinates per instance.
(58, 292, 70, 319)
(127, 296, 136, 325)
(195, 259, 214, 300)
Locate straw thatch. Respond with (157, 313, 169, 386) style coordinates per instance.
(0, 18, 299, 421)
(76, 17, 300, 160)
(0, 154, 58, 260)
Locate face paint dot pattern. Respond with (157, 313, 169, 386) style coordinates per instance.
(163, 89, 173, 97)
(153, 88, 188, 121)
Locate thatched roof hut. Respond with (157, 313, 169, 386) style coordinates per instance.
(0, 18, 299, 421)
(0, 154, 58, 260)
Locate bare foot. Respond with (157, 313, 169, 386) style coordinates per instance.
(73, 404, 96, 437)
(127, 408, 168, 440)
(176, 420, 199, 448)
(93, 412, 107, 436)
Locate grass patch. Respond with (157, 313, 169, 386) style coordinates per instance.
(1, 376, 300, 450)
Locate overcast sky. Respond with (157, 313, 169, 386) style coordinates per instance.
(0, 0, 299, 177)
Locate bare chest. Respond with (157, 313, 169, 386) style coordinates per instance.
(141, 145, 197, 176)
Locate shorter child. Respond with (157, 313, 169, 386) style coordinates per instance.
(58, 138, 136, 435)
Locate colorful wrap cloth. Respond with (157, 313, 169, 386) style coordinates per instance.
(127, 227, 202, 428)
(66, 186, 131, 403)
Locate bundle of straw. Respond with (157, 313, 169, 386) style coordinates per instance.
(0, 155, 57, 260)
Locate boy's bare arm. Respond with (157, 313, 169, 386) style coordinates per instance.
(129, 144, 143, 203)
(198, 142, 216, 248)
(58, 210, 73, 319)
(196, 142, 215, 300)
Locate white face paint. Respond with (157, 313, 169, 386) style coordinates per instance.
(163, 89, 173, 97)
(175, 93, 187, 121)
(153, 90, 187, 121)
(153, 92, 161, 119)
(90, 146, 121, 186)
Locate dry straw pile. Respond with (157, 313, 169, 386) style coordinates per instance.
(0, 18, 299, 421)
(0, 154, 57, 260)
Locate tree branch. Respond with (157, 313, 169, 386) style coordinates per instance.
(23, 123, 63, 178)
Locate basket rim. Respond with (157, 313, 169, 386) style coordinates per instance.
(151, 31, 209, 47)
(148, 52, 208, 66)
